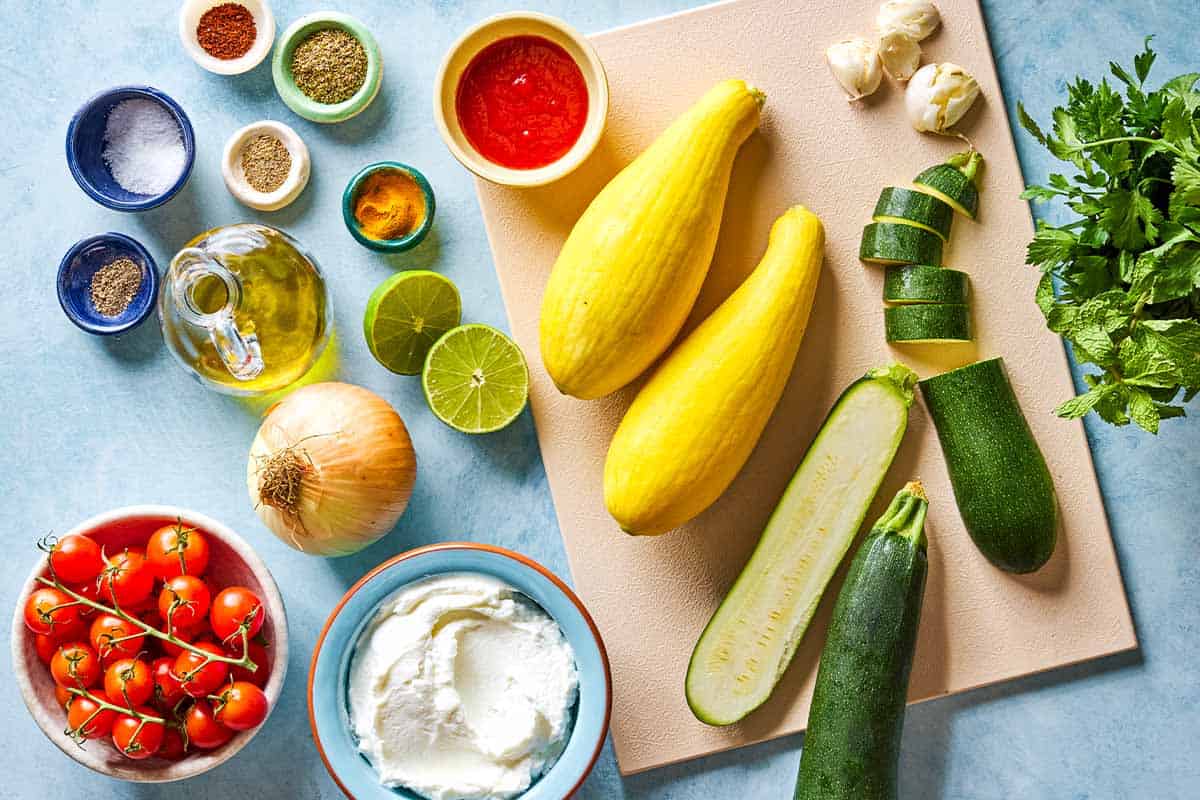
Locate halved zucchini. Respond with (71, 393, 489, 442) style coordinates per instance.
(883, 265, 969, 305)
(860, 222, 943, 266)
(912, 150, 983, 219)
(873, 187, 953, 241)
(884, 303, 972, 342)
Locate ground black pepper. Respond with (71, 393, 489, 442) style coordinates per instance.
(90, 258, 143, 317)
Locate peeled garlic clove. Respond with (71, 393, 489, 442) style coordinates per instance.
(905, 62, 981, 134)
(879, 29, 922, 81)
(826, 38, 883, 101)
(877, 0, 941, 42)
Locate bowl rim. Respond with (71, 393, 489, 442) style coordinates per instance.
(56, 231, 160, 336)
(11, 504, 289, 782)
(432, 11, 609, 188)
(177, 0, 277, 76)
(65, 85, 196, 212)
(307, 541, 612, 800)
(221, 119, 311, 211)
(271, 12, 383, 124)
(341, 161, 437, 253)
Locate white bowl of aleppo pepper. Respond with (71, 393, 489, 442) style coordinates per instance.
(221, 121, 310, 211)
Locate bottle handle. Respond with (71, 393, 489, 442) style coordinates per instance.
(170, 248, 265, 382)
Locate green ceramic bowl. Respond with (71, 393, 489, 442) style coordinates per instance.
(342, 162, 436, 253)
(272, 12, 382, 124)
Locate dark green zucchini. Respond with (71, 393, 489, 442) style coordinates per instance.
(912, 150, 984, 219)
(919, 358, 1058, 573)
(794, 482, 929, 800)
(884, 303, 972, 342)
(883, 265, 969, 305)
(859, 223, 943, 266)
(872, 187, 954, 240)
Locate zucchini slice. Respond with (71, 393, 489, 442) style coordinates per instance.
(686, 364, 918, 726)
(912, 150, 984, 219)
(883, 265, 969, 304)
(860, 222, 943, 266)
(884, 303, 972, 342)
(872, 187, 954, 241)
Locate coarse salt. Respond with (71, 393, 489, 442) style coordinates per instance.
(102, 98, 186, 195)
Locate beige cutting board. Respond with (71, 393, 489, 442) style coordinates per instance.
(475, 0, 1136, 775)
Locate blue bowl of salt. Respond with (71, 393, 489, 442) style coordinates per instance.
(66, 85, 195, 212)
(57, 232, 159, 335)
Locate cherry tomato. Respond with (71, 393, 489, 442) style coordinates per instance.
(98, 548, 155, 609)
(23, 587, 83, 636)
(103, 658, 154, 706)
(213, 681, 269, 731)
(69, 579, 103, 618)
(49, 534, 104, 584)
(111, 707, 164, 759)
(151, 656, 186, 709)
(66, 692, 117, 740)
(174, 641, 229, 698)
(146, 522, 210, 579)
(209, 587, 264, 644)
(89, 613, 145, 663)
(48, 613, 88, 644)
(184, 701, 234, 749)
(50, 642, 103, 689)
(157, 725, 188, 760)
(35, 633, 58, 665)
(224, 639, 270, 688)
(158, 575, 211, 631)
(160, 624, 201, 658)
(55, 684, 74, 709)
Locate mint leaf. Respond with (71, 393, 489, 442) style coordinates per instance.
(1136, 319, 1200, 386)
(1036, 273, 1057, 316)
(1055, 384, 1111, 419)
(1128, 387, 1161, 433)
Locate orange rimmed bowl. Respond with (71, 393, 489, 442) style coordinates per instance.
(308, 542, 612, 799)
(11, 505, 288, 782)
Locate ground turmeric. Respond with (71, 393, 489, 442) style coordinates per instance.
(353, 169, 427, 241)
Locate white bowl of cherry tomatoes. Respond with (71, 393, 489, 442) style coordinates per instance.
(10, 505, 288, 782)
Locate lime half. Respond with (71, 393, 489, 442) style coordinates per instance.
(363, 271, 462, 375)
(422, 324, 529, 433)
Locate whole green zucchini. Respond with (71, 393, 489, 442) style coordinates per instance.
(794, 482, 929, 800)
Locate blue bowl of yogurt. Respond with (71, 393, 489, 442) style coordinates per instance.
(308, 543, 612, 800)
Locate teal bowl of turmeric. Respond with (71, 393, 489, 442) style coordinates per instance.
(272, 12, 382, 124)
(342, 162, 436, 253)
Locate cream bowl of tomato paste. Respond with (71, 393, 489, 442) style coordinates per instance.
(434, 11, 608, 187)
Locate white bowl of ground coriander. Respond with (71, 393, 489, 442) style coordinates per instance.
(221, 121, 310, 211)
(179, 0, 276, 76)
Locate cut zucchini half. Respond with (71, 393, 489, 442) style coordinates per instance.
(912, 151, 983, 219)
(884, 303, 972, 342)
(860, 222, 943, 266)
(872, 187, 953, 240)
(883, 265, 969, 305)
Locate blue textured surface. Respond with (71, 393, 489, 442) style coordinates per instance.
(0, 1, 1197, 798)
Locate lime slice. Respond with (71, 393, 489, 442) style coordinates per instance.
(422, 324, 530, 434)
(363, 271, 462, 375)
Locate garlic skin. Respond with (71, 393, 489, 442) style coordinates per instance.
(826, 38, 883, 101)
(877, 0, 942, 42)
(878, 29, 922, 82)
(905, 62, 981, 134)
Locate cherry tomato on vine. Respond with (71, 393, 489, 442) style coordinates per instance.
(49, 534, 104, 584)
(157, 725, 188, 760)
(210, 586, 264, 643)
(224, 639, 270, 688)
(68, 579, 103, 618)
(98, 548, 155, 608)
(184, 701, 234, 749)
(158, 575, 212, 631)
(66, 692, 116, 740)
(55, 684, 74, 709)
(111, 707, 164, 759)
(35, 633, 58, 665)
(103, 658, 154, 706)
(23, 587, 82, 636)
(89, 613, 145, 663)
(50, 642, 103, 689)
(174, 640, 229, 697)
(146, 523, 210, 579)
(151, 656, 186, 709)
(160, 624, 201, 658)
(213, 681, 269, 731)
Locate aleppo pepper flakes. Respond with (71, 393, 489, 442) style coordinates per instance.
(197, 3, 257, 61)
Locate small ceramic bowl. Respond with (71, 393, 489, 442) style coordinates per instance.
(222, 120, 311, 211)
(309, 543, 611, 800)
(178, 0, 276, 75)
(57, 232, 159, 335)
(66, 85, 195, 211)
(11, 505, 289, 782)
(272, 12, 383, 124)
(434, 12, 609, 187)
(341, 162, 436, 253)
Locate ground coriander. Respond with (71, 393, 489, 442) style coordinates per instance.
(290, 29, 368, 105)
(241, 134, 292, 193)
(90, 257, 143, 317)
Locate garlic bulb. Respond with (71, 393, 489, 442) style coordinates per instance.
(877, 0, 941, 42)
(826, 38, 883, 101)
(879, 29, 922, 82)
(905, 62, 981, 134)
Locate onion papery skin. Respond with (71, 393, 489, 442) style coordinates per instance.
(247, 382, 417, 556)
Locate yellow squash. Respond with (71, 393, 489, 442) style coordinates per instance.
(539, 79, 765, 399)
(604, 206, 825, 535)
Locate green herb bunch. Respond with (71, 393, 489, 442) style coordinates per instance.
(1018, 39, 1200, 433)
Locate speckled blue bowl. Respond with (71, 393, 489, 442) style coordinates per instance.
(57, 232, 158, 335)
(66, 85, 195, 211)
(309, 543, 612, 800)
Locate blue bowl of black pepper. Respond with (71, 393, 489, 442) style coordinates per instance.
(57, 232, 159, 335)
(66, 85, 195, 211)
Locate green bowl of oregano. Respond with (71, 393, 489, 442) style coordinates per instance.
(272, 12, 383, 124)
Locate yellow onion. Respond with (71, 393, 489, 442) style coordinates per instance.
(247, 382, 417, 556)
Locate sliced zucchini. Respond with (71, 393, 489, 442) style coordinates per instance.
(912, 150, 983, 219)
(860, 223, 943, 266)
(883, 265, 969, 305)
(884, 303, 972, 342)
(872, 187, 953, 241)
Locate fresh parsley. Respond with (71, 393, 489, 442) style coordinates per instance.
(1019, 38, 1200, 433)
